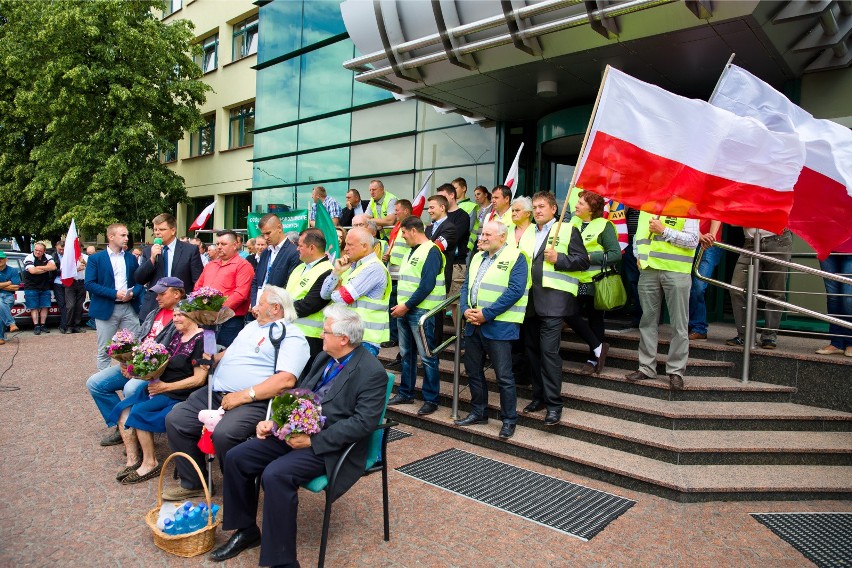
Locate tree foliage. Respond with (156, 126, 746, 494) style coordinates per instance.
(0, 0, 210, 248)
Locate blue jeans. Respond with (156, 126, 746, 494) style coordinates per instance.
(463, 327, 517, 423)
(820, 253, 852, 349)
(388, 280, 399, 344)
(688, 245, 723, 335)
(622, 237, 642, 325)
(0, 294, 14, 340)
(396, 308, 440, 403)
(216, 316, 245, 348)
(85, 366, 146, 425)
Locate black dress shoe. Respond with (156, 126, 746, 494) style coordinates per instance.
(210, 526, 261, 562)
(454, 414, 488, 426)
(387, 394, 413, 405)
(384, 357, 402, 370)
(543, 410, 562, 425)
(70, 327, 80, 333)
(417, 402, 438, 416)
(499, 423, 516, 439)
(380, 340, 399, 348)
(60, 327, 68, 334)
(523, 400, 545, 413)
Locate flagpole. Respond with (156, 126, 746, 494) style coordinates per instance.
(707, 53, 736, 104)
(551, 64, 611, 244)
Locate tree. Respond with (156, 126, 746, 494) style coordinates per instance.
(0, 0, 210, 250)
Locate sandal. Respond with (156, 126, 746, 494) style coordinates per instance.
(116, 460, 143, 481)
(121, 463, 162, 485)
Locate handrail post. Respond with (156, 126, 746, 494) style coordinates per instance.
(741, 237, 760, 384)
(451, 311, 462, 421)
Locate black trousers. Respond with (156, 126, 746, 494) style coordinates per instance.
(223, 436, 325, 567)
(52, 282, 68, 329)
(524, 314, 565, 412)
(164, 388, 268, 488)
(64, 280, 86, 328)
(564, 296, 604, 361)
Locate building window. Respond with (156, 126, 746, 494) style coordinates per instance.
(191, 114, 215, 157)
(159, 141, 178, 163)
(229, 103, 255, 149)
(195, 33, 218, 74)
(163, 0, 181, 17)
(233, 15, 259, 61)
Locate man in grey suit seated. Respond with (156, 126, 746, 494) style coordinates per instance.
(209, 304, 388, 566)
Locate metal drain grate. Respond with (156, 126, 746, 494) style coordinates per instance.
(387, 428, 412, 443)
(397, 448, 635, 540)
(752, 513, 852, 568)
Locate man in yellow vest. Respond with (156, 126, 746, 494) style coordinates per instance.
(320, 227, 391, 356)
(456, 221, 530, 439)
(625, 213, 699, 390)
(387, 216, 446, 416)
(286, 228, 333, 365)
(523, 191, 590, 426)
(382, 199, 413, 363)
(487, 185, 515, 246)
(366, 179, 398, 239)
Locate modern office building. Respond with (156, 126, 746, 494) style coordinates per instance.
(161, 0, 259, 238)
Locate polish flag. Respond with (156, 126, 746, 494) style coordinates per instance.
(60, 219, 81, 286)
(576, 67, 806, 234)
(388, 171, 433, 250)
(709, 64, 852, 260)
(504, 143, 523, 197)
(189, 201, 216, 231)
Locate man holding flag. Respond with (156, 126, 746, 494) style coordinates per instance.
(59, 219, 88, 333)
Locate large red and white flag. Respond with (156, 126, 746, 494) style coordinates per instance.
(576, 67, 806, 234)
(388, 171, 433, 250)
(504, 143, 524, 197)
(189, 201, 216, 231)
(710, 64, 852, 259)
(60, 219, 81, 287)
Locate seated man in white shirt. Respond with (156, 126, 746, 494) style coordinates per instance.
(163, 285, 310, 501)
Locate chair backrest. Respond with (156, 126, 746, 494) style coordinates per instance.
(364, 372, 396, 471)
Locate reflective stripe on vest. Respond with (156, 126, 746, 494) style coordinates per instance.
(397, 241, 446, 310)
(388, 238, 410, 267)
(540, 224, 579, 295)
(285, 259, 332, 338)
(635, 212, 695, 273)
(341, 256, 392, 344)
(466, 246, 529, 324)
(569, 216, 611, 283)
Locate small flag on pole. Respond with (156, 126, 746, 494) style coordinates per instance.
(314, 201, 340, 262)
(388, 171, 434, 251)
(504, 143, 524, 197)
(60, 219, 81, 286)
(189, 202, 216, 231)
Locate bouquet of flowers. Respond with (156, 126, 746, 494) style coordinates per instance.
(107, 329, 137, 362)
(270, 389, 326, 441)
(181, 287, 234, 326)
(126, 338, 170, 381)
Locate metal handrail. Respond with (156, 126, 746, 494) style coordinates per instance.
(417, 293, 462, 420)
(694, 241, 852, 382)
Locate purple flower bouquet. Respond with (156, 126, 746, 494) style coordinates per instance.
(126, 338, 170, 381)
(270, 389, 326, 441)
(181, 286, 234, 326)
(107, 328, 137, 362)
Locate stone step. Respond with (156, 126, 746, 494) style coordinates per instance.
(393, 375, 852, 466)
(388, 403, 852, 501)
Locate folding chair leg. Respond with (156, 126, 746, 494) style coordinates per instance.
(382, 460, 390, 542)
(317, 495, 334, 568)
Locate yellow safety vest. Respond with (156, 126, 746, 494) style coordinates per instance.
(285, 259, 332, 338)
(466, 246, 529, 324)
(340, 255, 392, 344)
(515, 224, 537, 258)
(539, 222, 579, 296)
(397, 241, 446, 310)
(387, 237, 410, 267)
(369, 191, 398, 238)
(570, 216, 612, 283)
(635, 212, 695, 273)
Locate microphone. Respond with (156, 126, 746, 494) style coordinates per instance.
(153, 238, 163, 246)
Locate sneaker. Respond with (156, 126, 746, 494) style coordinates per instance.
(161, 485, 205, 502)
(815, 345, 843, 355)
(688, 332, 707, 341)
(41, 326, 50, 333)
(33, 326, 41, 336)
(760, 339, 777, 350)
(726, 336, 744, 347)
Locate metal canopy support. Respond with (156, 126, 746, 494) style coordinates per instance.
(585, 0, 620, 38)
(684, 0, 713, 19)
(500, 0, 543, 56)
(431, 0, 477, 71)
(373, 0, 422, 83)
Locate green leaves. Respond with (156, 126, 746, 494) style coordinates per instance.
(0, 0, 210, 245)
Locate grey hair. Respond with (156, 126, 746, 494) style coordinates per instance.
(322, 304, 364, 346)
(512, 196, 533, 213)
(285, 231, 300, 244)
(365, 219, 379, 236)
(262, 285, 298, 323)
(484, 220, 509, 238)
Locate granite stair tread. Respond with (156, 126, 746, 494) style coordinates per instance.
(388, 403, 852, 494)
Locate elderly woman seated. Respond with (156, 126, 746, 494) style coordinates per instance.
(110, 303, 209, 484)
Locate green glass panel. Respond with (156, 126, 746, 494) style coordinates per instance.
(415, 124, 497, 171)
(258, 1, 302, 64)
(350, 136, 415, 178)
(256, 58, 301, 128)
(301, 1, 346, 47)
(252, 156, 296, 188)
(299, 41, 354, 118)
(252, 186, 298, 212)
(350, 99, 416, 142)
(298, 114, 351, 152)
(416, 101, 469, 131)
(296, 147, 349, 183)
(254, 128, 298, 160)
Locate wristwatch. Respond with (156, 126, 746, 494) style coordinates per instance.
(248, 387, 257, 402)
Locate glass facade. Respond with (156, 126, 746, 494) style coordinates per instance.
(251, 0, 497, 212)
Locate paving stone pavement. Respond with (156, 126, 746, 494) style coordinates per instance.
(1, 328, 849, 567)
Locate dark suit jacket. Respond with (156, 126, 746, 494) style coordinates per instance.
(528, 224, 589, 317)
(250, 239, 301, 306)
(340, 201, 370, 227)
(426, 218, 458, 292)
(135, 239, 204, 319)
(84, 250, 143, 320)
(297, 347, 388, 501)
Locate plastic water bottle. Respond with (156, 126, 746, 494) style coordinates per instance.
(156, 502, 180, 530)
(210, 504, 220, 523)
(186, 509, 199, 532)
(174, 511, 187, 535)
(162, 518, 176, 535)
(181, 501, 193, 514)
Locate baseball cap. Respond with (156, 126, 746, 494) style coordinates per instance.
(150, 276, 184, 293)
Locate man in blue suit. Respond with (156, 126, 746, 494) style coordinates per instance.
(85, 223, 143, 370)
(250, 214, 300, 310)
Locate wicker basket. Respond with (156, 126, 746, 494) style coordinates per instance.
(144, 452, 221, 557)
(134, 358, 170, 381)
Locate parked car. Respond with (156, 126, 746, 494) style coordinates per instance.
(4, 251, 90, 327)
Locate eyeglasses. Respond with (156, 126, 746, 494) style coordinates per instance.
(321, 329, 343, 336)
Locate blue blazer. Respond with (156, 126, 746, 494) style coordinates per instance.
(250, 239, 300, 306)
(85, 250, 143, 321)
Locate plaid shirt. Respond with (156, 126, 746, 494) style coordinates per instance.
(309, 196, 342, 222)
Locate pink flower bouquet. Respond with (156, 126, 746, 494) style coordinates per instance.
(181, 287, 234, 326)
(270, 389, 326, 441)
(126, 338, 170, 381)
(107, 329, 137, 362)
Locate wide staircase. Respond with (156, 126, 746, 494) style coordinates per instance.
(379, 324, 852, 502)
